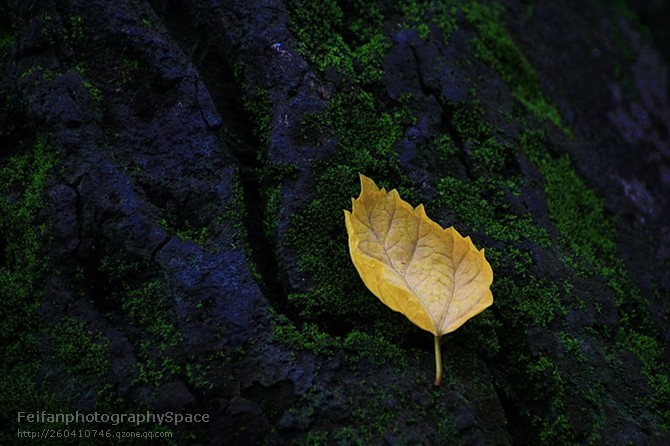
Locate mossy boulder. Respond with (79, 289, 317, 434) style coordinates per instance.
(1, 0, 668, 444)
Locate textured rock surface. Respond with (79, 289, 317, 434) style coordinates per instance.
(1, 0, 668, 444)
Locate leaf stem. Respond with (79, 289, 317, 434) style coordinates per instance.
(434, 334, 442, 386)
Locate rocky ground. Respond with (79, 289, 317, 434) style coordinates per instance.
(1, 0, 669, 444)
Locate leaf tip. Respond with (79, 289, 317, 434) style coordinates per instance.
(358, 173, 378, 192)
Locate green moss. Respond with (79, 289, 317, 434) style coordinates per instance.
(0, 135, 60, 444)
(116, 56, 141, 87)
(537, 413, 573, 445)
(433, 133, 460, 158)
(435, 175, 550, 247)
(621, 329, 662, 372)
(0, 135, 55, 330)
(342, 330, 406, 367)
(495, 276, 565, 327)
(283, 2, 414, 314)
(437, 103, 547, 248)
(453, 100, 492, 141)
(281, 7, 546, 380)
(347, 384, 402, 441)
(241, 86, 272, 143)
(398, 1, 459, 43)
(19, 64, 58, 80)
(272, 314, 341, 357)
(0, 345, 61, 433)
(284, 90, 411, 337)
(123, 279, 181, 346)
(297, 430, 330, 445)
(469, 136, 512, 173)
(330, 427, 361, 445)
(521, 131, 609, 265)
(542, 161, 613, 270)
(523, 354, 578, 444)
(520, 131, 646, 313)
(0, 135, 54, 276)
(462, 2, 568, 133)
(75, 244, 187, 390)
(619, 329, 670, 423)
(286, 0, 353, 77)
(175, 222, 209, 245)
(526, 354, 565, 399)
(111, 274, 184, 387)
(264, 1, 669, 442)
(460, 308, 501, 355)
(398, 1, 432, 40)
(521, 130, 669, 429)
(136, 342, 182, 387)
(351, 32, 389, 84)
(50, 316, 110, 380)
(262, 184, 282, 238)
(158, 208, 217, 247)
(557, 331, 587, 363)
(0, 28, 16, 51)
(72, 62, 104, 104)
(64, 14, 86, 49)
(258, 161, 296, 239)
(346, 2, 390, 84)
(286, 0, 390, 84)
(81, 78, 103, 103)
(312, 91, 408, 169)
(224, 167, 256, 254)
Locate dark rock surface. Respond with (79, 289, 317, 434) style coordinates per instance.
(1, 0, 668, 444)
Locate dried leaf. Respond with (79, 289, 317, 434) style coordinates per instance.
(344, 174, 493, 384)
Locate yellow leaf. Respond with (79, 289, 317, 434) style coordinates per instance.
(344, 174, 493, 385)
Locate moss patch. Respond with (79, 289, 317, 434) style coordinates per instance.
(274, 1, 668, 441)
(521, 129, 669, 432)
(0, 135, 61, 443)
(398, 1, 459, 43)
(283, 89, 413, 342)
(435, 175, 550, 246)
(49, 316, 111, 387)
(462, 2, 568, 133)
(287, 0, 389, 84)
